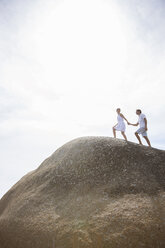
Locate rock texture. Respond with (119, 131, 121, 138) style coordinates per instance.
(0, 137, 165, 248)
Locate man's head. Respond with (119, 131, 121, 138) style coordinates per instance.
(136, 109, 142, 115)
(116, 108, 121, 114)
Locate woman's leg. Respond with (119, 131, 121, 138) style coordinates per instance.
(121, 131, 127, 141)
(113, 127, 116, 138)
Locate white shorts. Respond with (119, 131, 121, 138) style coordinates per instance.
(136, 127, 147, 137)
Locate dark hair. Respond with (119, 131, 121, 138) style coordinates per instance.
(136, 109, 141, 113)
(116, 108, 120, 111)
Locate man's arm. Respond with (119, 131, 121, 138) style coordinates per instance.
(128, 122, 139, 126)
(144, 118, 148, 131)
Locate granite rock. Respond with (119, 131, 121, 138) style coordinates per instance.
(0, 137, 165, 248)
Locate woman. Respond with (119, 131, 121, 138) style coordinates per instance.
(112, 108, 129, 141)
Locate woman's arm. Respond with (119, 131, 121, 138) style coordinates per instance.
(120, 113, 129, 123)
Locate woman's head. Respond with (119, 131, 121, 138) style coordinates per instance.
(116, 108, 121, 114)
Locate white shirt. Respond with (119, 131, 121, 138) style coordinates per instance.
(138, 113, 146, 128)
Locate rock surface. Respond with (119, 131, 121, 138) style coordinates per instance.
(0, 136, 165, 248)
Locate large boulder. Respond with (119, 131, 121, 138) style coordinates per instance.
(0, 137, 165, 248)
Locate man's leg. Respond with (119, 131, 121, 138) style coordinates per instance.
(121, 131, 127, 141)
(135, 132, 142, 145)
(143, 136, 151, 147)
(113, 127, 116, 138)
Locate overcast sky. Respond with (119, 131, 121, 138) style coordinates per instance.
(0, 0, 165, 198)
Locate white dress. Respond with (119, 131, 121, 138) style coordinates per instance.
(114, 114, 126, 132)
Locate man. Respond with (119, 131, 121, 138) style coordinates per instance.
(128, 109, 151, 147)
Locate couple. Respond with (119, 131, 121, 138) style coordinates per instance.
(112, 108, 151, 147)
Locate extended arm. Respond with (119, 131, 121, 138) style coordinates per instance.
(120, 114, 129, 124)
(129, 122, 139, 126)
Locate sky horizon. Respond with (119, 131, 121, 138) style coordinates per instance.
(0, 0, 165, 198)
